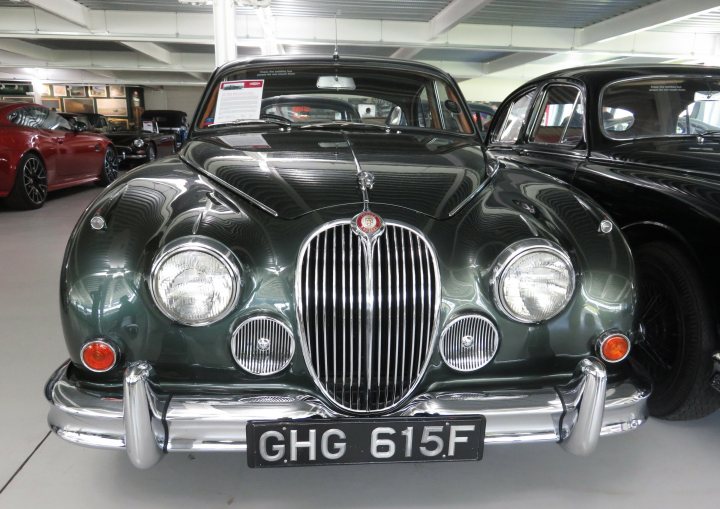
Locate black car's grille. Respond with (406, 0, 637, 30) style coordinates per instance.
(297, 221, 439, 413)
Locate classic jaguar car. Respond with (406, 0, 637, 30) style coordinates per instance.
(486, 65, 720, 419)
(103, 121, 176, 166)
(46, 56, 648, 469)
(59, 112, 115, 135)
(0, 102, 117, 209)
(140, 109, 189, 149)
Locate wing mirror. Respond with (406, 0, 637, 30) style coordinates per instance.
(444, 100, 460, 114)
(73, 121, 88, 133)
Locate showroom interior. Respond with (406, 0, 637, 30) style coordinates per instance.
(1, 0, 719, 507)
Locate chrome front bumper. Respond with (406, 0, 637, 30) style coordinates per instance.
(46, 358, 649, 469)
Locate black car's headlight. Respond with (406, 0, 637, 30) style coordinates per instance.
(491, 239, 575, 323)
(150, 237, 241, 326)
(133, 138, 144, 148)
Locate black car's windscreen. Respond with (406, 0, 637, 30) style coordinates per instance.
(601, 76, 720, 139)
(196, 65, 473, 134)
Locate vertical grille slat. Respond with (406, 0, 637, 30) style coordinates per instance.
(298, 221, 439, 413)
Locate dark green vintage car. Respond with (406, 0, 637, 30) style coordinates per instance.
(46, 56, 648, 469)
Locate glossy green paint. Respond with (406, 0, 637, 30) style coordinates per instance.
(60, 140, 634, 403)
(58, 57, 635, 410)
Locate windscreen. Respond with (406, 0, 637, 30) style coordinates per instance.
(195, 64, 473, 134)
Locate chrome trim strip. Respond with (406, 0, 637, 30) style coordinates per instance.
(179, 154, 279, 217)
(47, 358, 648, 463)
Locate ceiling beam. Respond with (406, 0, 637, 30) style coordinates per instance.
(576, 0, 720, 46)
(483, 52, 554, 75)
(25, 0, 91, 29)
(0, 39, 54, 61)
(391, 48, 423, 59)
(429, 0, 493, 39)
(120, 42, 173, 64)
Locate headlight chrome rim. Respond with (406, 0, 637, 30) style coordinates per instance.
(491, 238, 575, 324)
(133, 138, 145, 148)
(149, 236, 242, 326)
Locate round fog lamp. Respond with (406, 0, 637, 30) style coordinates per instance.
(133, 138, 144, 148)
(81, 340, 117, 372)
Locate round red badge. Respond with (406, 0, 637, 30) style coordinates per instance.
(355, 211, 383, 235)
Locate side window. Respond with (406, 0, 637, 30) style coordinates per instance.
(529, 85, 584, 145)
(491, 89, 535, 144)
(435, 81, 473, 134)
(8, 107, 49, 128)
(414, 86, 434, 128)
(41, 110, 71, 131)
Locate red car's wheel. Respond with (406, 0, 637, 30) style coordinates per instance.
(7, 152, 47, 209)
(98, 146, 119, 186)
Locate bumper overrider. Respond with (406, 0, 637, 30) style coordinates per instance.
(46, 357, 649, 469)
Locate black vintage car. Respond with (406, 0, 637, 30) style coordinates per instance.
(46, 56, 648, 469)
(105, 121, 176, 166)
(59, 112, 115, 134)
(486, 65, 720, 420)
(141, 109, 189, 149)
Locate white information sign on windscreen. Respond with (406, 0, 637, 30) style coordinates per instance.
(213, 79, 265, 124)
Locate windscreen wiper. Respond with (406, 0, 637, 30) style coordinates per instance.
(205, 118, 292, 129)
(299, 122, 393, 132)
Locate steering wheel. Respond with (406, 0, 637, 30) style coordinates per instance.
(261, 113, 293, 123)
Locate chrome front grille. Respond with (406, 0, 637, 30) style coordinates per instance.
(297, 221, 439, 413)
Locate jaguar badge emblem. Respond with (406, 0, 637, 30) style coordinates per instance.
(352, 210, 385, 240)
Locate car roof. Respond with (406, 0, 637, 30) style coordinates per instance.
(214, 54, 457, 82)
(528, 64, 720, 87)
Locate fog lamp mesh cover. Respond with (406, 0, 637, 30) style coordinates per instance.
(440, 315, 499, 372)
(231, 317, 295, 375)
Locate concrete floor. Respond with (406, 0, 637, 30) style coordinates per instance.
(0, 185, 718, 508)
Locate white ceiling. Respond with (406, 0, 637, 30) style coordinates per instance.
(0, 0, 719, 99)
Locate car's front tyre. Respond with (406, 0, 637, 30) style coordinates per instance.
(6, 152, 47, 209)
(98, 146, 119, 186)
(634, 242, 720, 419)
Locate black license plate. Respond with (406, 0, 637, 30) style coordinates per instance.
(246, 416, 485, 468)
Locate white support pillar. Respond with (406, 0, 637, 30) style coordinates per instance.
(213, 0, 237, 67)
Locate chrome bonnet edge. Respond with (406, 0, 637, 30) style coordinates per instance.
(46, 358, 649, 468)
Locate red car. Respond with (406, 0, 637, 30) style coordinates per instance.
(0, 102, 118, 209)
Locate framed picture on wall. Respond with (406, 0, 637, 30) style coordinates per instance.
(2, 96, 34, 104)
(52, 85, 67, 97)
(108, 117, 129, 130)
(89, 85, 107, 98)
(38, 84, 51, 96)
(42, 98, 62, 111)
(96, 98, 128, 116)
(68, 86, 87, 97)
(63, 97, 95, 114)
(109, 85, 126, 98)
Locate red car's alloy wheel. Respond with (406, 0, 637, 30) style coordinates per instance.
(22, 155, 48, 205)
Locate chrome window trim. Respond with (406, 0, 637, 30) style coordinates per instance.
(80, 338, 119, 373)
(527, 82, 587, 148)
(490, 238, 576, 324)
(598, 73, 720, 142)
(230, 316, 295, 376)
(149, 235, 242, 327)
(440, 314, 500, 372)
(294, 218, 442, 415)
(596, 330, 631, 363)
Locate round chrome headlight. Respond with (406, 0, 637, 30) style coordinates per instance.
(492, 239, 575, 323)
(150, 237, 241, 326)
(133, 138, 144, 148)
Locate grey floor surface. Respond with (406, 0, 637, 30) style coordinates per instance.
(0, 184, 718, 508)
